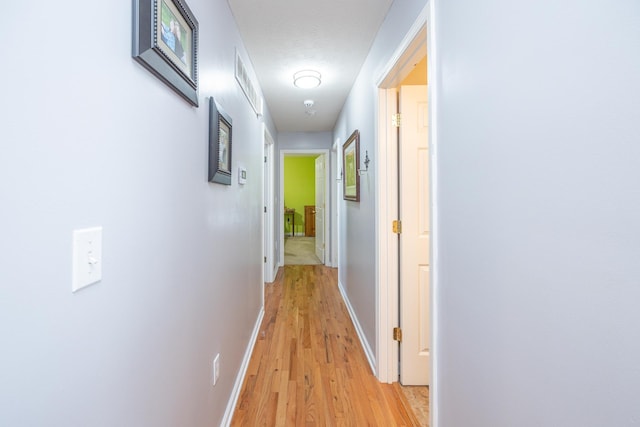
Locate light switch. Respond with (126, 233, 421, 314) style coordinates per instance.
(72, 227, 102, 292)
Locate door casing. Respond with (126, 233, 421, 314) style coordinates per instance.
(279, 149, 331, 266)
(376, 12, 424, 383)
(374, 3, 435, 387)
(263, 125, 276, 284)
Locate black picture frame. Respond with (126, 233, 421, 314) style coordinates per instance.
(342, 130, 360, 202)
(132, 0, 199, 106)
(209, 98, 233, 185)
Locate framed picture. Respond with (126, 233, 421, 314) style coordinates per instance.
(208, 98, 232, 185)
(342, 130, 360, 201)
(133, 0, 199, 106)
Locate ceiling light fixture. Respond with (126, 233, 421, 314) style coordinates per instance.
(293, 70, 321, 89)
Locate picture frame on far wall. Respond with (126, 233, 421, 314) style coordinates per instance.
(208, 98, 233, 185)
(132, 0, 199, 106)
(342, 130, 360, 202)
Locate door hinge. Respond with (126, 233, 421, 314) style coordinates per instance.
(393, 327, 402, 342)
(264, 206, 267, 213)
(264, 156, 267, 163)
(392, 220, 402, 234)
(264, 256, 267, 263)
(392, 113, 401, 128)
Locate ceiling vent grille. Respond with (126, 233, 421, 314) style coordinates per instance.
(235, 51, 263, 116)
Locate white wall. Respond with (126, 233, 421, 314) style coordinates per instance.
(334, 0, 426, 359)
(433, 0, 640, 425)
(278, 132, 333, 151)
(0, 1, 275, 425)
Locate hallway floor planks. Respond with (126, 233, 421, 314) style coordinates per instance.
(231, 265, 421, 426)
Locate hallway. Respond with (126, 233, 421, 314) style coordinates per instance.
(231, 266, 422, 426)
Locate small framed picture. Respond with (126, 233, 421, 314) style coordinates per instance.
(342, 130, 360, 201)
(133, 0, 199, 106)
(209, 98, 232, 185)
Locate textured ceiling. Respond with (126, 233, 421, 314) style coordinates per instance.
(228, 0, 394, 133)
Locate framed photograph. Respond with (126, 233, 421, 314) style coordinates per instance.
(208, 98, 232, 185)
(342, 130, 360, 201)
(133, 0, 199, 106)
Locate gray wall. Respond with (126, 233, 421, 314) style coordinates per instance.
(0, 0, 275, 425)
(433, 0, 640, 425)
(334, 0, 426, 358)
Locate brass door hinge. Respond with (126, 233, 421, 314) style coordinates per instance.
(392, 113, 401, 128)
(264, 256, 267, 263)
(392, 220, 402, 234)
(393, 327, 402, 342)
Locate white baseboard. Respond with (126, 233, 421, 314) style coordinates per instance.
(337, 280, 376, 375)
(220, 306, 265, 427)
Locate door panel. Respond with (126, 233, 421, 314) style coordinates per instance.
(399, 85, 430, 385)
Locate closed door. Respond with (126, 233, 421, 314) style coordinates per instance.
(399, 85, 430, 385)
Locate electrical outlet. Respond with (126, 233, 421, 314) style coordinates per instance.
(212, 354, 220, 386)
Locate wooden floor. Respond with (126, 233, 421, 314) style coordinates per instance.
(231, 265, 421, 426)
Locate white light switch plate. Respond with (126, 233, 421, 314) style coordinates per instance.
(72, 227, 102, 292)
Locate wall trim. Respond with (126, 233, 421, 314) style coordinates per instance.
(220, 307, 265, 427)
(427, 0, 439, 425)
(338, 280, 376, 374)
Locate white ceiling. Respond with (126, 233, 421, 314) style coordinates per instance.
(228, 0, 394, 133)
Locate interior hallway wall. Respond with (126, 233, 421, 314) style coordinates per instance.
(0, 0, 276, 425)
(434, 0, 640, 425)
(333, 0, 426, 361)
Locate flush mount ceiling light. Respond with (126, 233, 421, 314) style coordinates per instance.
(293, 70, 321, 89)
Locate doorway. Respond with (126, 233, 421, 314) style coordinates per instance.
(263, 125, 276, 284)
(375, 3, 433, 388)
(279, 149, 330, 266)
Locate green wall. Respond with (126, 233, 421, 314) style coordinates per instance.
(284, 156, 316, 235)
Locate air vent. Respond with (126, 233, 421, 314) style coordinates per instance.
(235, 51, 263, 116)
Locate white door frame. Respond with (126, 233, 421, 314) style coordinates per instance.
(279, 149, 331, 266)
(331, 139, 341, 268)
(263, 124, 276, 283)
(374, 1, 438, 399)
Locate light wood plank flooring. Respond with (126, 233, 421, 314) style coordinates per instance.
(231, 265, 422, 426)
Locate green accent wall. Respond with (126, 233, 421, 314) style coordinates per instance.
(284, 156, 316, 235)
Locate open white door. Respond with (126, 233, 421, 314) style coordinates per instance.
(315, 154, 325, 263)
(399, 84, 430, 385)
(263, 126, 275, 283)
